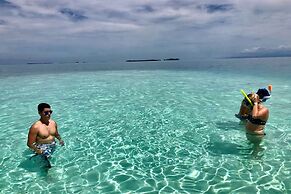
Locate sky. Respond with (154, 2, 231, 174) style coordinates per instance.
(0, 0, 291, 64)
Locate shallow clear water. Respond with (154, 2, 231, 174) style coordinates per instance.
(0, 58, 291, 193)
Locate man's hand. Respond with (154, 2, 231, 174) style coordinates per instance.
(35, 149, 43, 155)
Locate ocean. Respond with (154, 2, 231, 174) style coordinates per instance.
(0, 57, 291, 193)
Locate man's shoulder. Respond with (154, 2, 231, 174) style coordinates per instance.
(49, 119, 57, 125)
(30, 121, 41, 130)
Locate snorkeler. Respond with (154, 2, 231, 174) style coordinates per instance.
(245, 93, 269, 143)
(235, 86, 271, 120)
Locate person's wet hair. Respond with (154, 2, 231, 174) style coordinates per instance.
(244, 93, 253, 107)
(38, 103, 51, 112)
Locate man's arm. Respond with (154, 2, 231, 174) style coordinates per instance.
(27, 125, 43, 154)
(55, 122, 64, 146)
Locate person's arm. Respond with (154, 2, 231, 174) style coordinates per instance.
(251, 102, 259, 118)
(251, 94, 261, 118)
(239, 104, 249, 116)
(55, 122, 64, 146)
(252, 103, 269, 121)
(238, 100, 250, 116)
(251, 95, 269, 119)
(27, 125, 42, 154)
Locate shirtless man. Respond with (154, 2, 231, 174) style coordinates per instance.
(27, 103, 64, 156)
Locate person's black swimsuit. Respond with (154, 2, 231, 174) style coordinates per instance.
(247, 115, 266, 125)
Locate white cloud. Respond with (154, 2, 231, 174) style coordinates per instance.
(0, 0, 291, 63)
(243, 45, 291, 54)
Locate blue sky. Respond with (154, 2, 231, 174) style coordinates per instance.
(0, 0, 291, 64)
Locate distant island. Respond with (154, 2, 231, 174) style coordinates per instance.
(26, 62, 53, 64)
(126, 58, 179, 62)
(126, 59, 161, 62)
(26, 61, 87, 64)
(163, 58, 179, 61)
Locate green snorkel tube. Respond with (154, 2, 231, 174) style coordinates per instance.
(240, 89, 253, 107)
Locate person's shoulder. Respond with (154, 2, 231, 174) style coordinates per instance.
(29, 121, 41, 131)
(49, 119, 57, 126)
(31, 120, 41, 127)
(261, 106, 269, 114)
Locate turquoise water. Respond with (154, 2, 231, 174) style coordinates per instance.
(0, 58, 291, 193)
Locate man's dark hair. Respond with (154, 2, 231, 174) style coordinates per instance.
(38, 103, 51, 112)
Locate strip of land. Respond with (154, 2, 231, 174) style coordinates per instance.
(126, 58, 179, 62)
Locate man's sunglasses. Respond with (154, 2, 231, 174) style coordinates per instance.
(44, 110, 53, 115)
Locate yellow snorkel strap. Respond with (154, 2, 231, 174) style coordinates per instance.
(240, 89, 253, 107)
